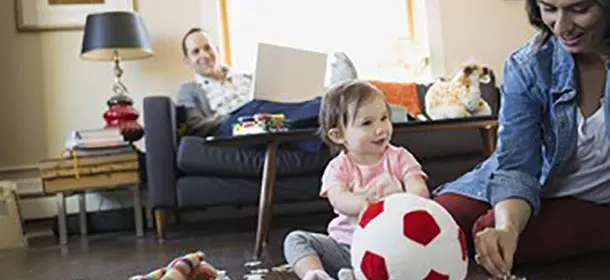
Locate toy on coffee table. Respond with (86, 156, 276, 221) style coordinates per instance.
(232, 113, 290, 136)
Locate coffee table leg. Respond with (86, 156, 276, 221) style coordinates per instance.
(480, 126, 498, 156)
(145, 202, 154, 230)
(254, 141, 278, 260)
(132, 184, 144, 237)
(56, 192, 67, 245)
(78, 192, 87, 236)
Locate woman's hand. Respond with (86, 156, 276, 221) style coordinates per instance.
(474, 198, 531, 278)
(474, 226, 519, 279)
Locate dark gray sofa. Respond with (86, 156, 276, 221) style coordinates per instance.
(143, 97, 331, 239)
(143, 75, 500, 241)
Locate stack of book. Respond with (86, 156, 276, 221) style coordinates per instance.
(64, 128, 134, 157)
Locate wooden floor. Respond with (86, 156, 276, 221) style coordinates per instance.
(1, 212, 610, 280)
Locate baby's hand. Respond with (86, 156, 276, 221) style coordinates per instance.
(362, 184, 404, 203)
(383, 185, 404, 197)
(405, 176, 430, 198)
(362, 186, 382, 202)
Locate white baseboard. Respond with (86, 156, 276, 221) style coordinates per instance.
(0, 164, 38, 173)
(19, 190, 135, 220)
(9, 177, 136, 220)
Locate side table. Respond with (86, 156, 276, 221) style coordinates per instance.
(38, 151, 144, 245)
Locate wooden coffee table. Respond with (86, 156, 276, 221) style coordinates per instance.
(38, 151, 144, 245)
(205, 117, 498, 260)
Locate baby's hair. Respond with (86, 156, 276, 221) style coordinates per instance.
(318, 80, 387, 154)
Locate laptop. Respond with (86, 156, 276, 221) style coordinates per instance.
(250, 42, 330, 103)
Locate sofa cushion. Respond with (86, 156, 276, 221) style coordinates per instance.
(176, 175, 323, 207)
(177, 136, 332, 178)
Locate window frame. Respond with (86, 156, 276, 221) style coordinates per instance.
(216, 0, 442, 81)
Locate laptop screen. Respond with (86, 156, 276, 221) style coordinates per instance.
(250, 42, 329, 103)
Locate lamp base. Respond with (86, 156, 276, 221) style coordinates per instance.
(103, 94, 144, 142)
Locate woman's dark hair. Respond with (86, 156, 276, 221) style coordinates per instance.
(526, 0, 552, 47)
(526, 0, 610, 48)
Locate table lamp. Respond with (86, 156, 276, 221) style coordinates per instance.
(80, 11, 154, 142)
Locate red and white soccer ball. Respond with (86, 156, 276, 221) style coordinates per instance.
(351, 193, 468, 280)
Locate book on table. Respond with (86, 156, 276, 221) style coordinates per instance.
(64, 128, 134, 157)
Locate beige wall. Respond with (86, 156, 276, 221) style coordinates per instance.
(426, 0, 536, 80)
(0, 0, 220, 168)
(0, 0, 535, 169)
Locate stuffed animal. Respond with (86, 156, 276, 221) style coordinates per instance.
(346, 193, 468, 280)
(129, 251, 230, 280)
(329, 52, 359, 85)
(424, 62, 493, 120)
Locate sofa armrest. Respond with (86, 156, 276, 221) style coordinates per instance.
(143, 96, 178, 209)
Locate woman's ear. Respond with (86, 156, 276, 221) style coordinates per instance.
(327, 128, 345, 145)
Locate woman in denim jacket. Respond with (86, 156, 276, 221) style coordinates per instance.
(433, 0, 610, 278)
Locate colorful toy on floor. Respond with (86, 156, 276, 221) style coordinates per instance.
(349, 193, 468, 280)
(129, 251, 230, 280)
(243, 263, 298, 280)
(232, 113, 290, 136)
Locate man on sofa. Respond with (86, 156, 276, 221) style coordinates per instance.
(175, 27, 359, 153)
(176, 27, 253, 137)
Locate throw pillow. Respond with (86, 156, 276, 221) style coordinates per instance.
(369, 80, 422, 118)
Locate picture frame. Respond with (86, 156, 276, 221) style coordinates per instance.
(15, 0, 138, 32)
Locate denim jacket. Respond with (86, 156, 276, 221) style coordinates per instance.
(435, 34, 610, 215)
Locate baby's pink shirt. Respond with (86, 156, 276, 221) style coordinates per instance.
(319, 144, 427, 245)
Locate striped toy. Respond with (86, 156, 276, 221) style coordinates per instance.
(130, 251, 229, 280)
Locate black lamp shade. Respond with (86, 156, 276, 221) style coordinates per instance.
(80, 11, 154, 61)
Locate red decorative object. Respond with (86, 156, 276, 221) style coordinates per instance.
(103, 94, 144, 142)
